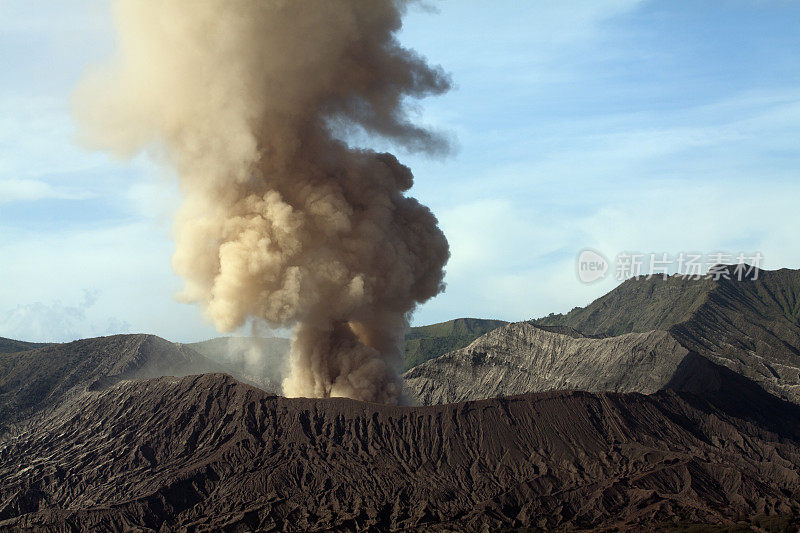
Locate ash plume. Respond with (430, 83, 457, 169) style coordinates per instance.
(74, 0, 450, 403)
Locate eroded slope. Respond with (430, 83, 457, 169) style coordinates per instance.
(404, 323, 693, 405)
(670, 268, 800, 402)
(524, 267, 800, 404)
(2, 372, 800, 531)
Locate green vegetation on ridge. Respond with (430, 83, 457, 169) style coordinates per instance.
(403, 318, 508, 370)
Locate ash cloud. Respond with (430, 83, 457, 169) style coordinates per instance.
(74, 0, 450, 403)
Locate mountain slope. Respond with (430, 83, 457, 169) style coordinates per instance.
(2, 372, 800, 531)
(532, 267, 800, 403)
(0, 334, 228, 430)
(670, 268, 800, 402)
(532, 274, 717, 336)
(0, 337, 51, 355)
(404, 323, 692, 404)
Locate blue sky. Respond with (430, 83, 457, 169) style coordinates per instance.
(2, 0, 800, 342)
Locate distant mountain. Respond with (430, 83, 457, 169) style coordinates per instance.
(0, 337, 51, 354)
(0, 317, 508, 420)
(407, 266, 800, 405)
(0, 334, 229, 430)
(3, 372, 800, 531)
(403, 317, 507, 370)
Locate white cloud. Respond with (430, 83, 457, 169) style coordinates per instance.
(0, 289, 130, 343)
(412, 87, 800, 326)
(0, 97, 110, 181)
(0, 178, 90, 203)
(0, 221, 219, 343)
(414, 198, 584, 323)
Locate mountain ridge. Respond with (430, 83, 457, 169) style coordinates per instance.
(0, 334, 232, 431)
(3, 269, 800, 529)
(409, 266, 800, 405)
(0, 337, 51, 355)
(404, 324, 691, 404)
(3, 371, 800, 531)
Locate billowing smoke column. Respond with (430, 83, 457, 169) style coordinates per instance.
(74, 1, 450, 403)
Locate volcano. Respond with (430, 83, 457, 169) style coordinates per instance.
(3, 267, 800, 530)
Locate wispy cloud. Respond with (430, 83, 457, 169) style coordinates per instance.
(0, 178, 90, 203)
(0, 289, 130, 343)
